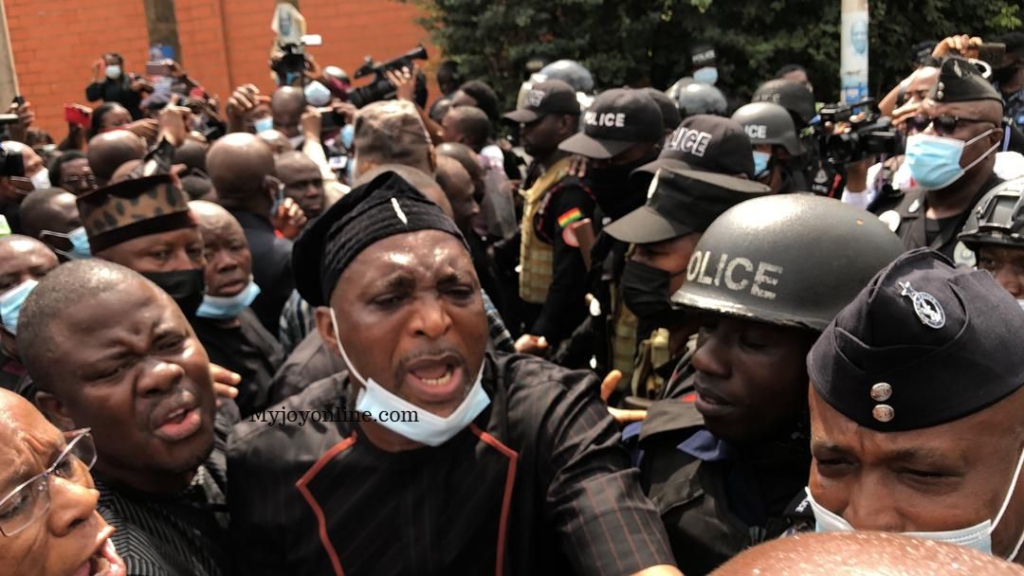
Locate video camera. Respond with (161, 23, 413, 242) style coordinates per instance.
(347, 45, 428, 108)
(272, 35, 323, 87)
(0, 143, 25, 178)
(816, 99, 901, 165)
(0, 114, 20, 146)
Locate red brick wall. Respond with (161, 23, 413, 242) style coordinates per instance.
(7, 0, 151, 142)
(7, 0, 438, 141)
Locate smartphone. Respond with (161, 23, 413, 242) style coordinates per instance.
(978, 42, 1007, 67)
(64, 105, 90, 126)
(146, 61, 171, 76)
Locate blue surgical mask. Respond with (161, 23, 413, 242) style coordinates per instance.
(254, 117, 274, 133)
(105, 65, 122, 80)
(39, 226, 92, 260)
(341, 124, 355, 150)
(905, 130, 1000, 191)
(196, 280, 261, 320)
(753, 151, 772, 178)
(0, 279, 38, 335)
(330, 309, 490, 447)
(806, 446, 1024, 560)
(693, 66, 718, 86)
(304, 81, 332, 107)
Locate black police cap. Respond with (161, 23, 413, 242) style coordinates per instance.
(929, 57, 1004, 105)
(808, 249, 1024, 432)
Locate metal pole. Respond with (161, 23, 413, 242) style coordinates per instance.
(840, 0, 869, 104)
(0, 0, 19, 104)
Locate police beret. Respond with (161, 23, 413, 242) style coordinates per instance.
(929, 57, 1003, 105)
(808, 249, 1024, 432)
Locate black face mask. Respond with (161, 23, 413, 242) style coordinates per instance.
(993, 64, 1020, 85)
(142, 269, 206, 320)
(589, 150, 659, 221)
(621, 260, 690, 332)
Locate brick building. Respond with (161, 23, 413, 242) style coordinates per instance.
(5, 0, 438, 139)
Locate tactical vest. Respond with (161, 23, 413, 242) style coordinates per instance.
(631, 328, 673, 398)
(609, 283, 638, 388)
(519, 157, 574, 304)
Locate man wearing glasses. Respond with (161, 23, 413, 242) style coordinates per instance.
(15, 259, 229, 576)
(0, 388, 126, 575)
(869, 57, 1008, 261)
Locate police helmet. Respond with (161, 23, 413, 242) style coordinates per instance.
(670, 82, 728, 118)
(539, 60, 595, 94)
(671, 195, 904, 331)
(731, 102, 803, 156)
(958, 177, 1024, 251)
(752, 79, 816, 128)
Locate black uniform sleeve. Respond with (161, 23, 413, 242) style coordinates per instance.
(85, 82, 104, 102)
(529, 182, 594, 345)
(534, 363, 677, 574)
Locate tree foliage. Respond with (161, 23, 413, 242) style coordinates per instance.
(403, 0, 1020, 110)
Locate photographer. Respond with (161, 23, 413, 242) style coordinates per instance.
(85, 53, 152, 120)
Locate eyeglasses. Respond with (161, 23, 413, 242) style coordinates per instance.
(63, 174, 98, 191)
(905, 114, 995, 137)
(0, 428, 96, 537)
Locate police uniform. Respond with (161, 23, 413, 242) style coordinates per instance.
(873, 58, 1007, 262)
(958, 176, 1024, 259)
(731, 102, 808, 195)
(606, 117, 771, 399)
(630, 194, 905, 574)
(229, 172, 678, 576)
(506, 80, 596, 347)
(556, 89, 664, 385)
(796, 249, 1024, 555)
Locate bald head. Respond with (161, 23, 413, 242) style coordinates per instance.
(712, 532, 1024, 575)
(19, 188, 80, 240)
(109, 159, 142, 184)
(442, 106, 491, 151)
(258, 129, 291, 156)
(189, 200, 238, 232)
(87, 132, 146, 185)
(206, 133, 277, 212)
(18, 259, 149, 388)
(173, 139, 208, 173)
(356, 164, 453, 219)
(271, 87, 305, 136)
(0, 387, 50, 432)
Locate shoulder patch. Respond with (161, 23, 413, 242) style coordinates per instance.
(878, 210, 901, 232)
(557, 207, 583, 229)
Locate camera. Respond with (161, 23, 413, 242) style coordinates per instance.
(272, 35, 323, 87)
(347, 45, 428, 108)
(0, 144, 25, 177)
(816, 99, 902, 165)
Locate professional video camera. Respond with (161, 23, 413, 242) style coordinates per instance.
(271, 34, 323, 86)
(816, 99, 902, 165)
(348, 45, 428, 108)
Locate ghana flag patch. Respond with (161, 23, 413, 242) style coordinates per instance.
(557, 207, 583, 229)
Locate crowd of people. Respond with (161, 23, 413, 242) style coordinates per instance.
(0, 27, 1023, 576)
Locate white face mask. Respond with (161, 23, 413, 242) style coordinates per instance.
(29, 168, 50, 192)
(807, 446, 1024, 560)
(329, 309, 490, 447)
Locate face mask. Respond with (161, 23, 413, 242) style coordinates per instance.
(905, 129, 1000, 191)
(329, 309, 490, 447)
(141, 269, 205, 319)
(341, 124, 355, 150)
(304, 81, 332, 107)
(253, 117, 274, 134)
(196, 280, 261, 320)
(105, 65, 121, 80)
(39, 226, 92, 260)
(621, 261, 690, 324)
(590, 151, 659, 220)
(694, 66, 719, 86)
(753, 151, 772, 179)
(807, 446, 1024, 560)
(0, 279, 37, 335)
(29, 168, 50, 192)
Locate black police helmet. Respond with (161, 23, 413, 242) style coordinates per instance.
(539, 60, 595, 93)
(752, 79, 816, 128)
(669, 81, 728, 119)
(731, 102, 804, 156)
(959, 176, 1024, 252)
(671, 194, 904, 331)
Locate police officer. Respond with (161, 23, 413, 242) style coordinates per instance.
(751, 79, 832, 196)
(554, 89, 662, 381)
(731, 102, 808, 194)
(504, 80, 595, 354)
(631, 195, 904, 575)
(958, 176, 1024, 300)
(872, 57, 1006, 261)
(669, 83, 728, 120)
(609, 116, 769, 400)
(804, 248, 1024, 564)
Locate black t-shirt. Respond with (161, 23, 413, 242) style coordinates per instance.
(192, 308, 284, 417)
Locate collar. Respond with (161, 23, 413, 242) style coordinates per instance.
(677, 429, 732, 462)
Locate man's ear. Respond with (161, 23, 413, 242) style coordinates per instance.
(314, 306, 341, 359)
(35, 391, 77, 431)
